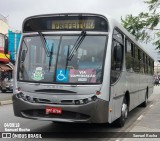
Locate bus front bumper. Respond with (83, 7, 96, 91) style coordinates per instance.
(12, 95, 109, 123)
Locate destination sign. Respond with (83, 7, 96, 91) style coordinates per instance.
(23, 14, 108, 32)
(52, 20, 95, 30)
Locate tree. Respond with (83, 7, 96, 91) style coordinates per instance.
(121, 0, 160, 50)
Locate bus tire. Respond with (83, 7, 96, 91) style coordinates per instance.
(1, 90, 6, 93)
(141, 89, 148, 107)
(115, 97, 128, 127)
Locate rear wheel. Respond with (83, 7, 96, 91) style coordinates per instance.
(115, 97, 128, 127)
(141, 89, 148, 107)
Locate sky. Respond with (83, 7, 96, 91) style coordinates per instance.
(0, 0, 148, 31)
(0, 0, 157, 59)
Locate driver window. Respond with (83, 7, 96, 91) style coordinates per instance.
(111, 29, 124, 84)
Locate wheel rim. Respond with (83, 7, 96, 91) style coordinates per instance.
(122, 102, 128, 119)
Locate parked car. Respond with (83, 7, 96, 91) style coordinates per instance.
(1, 78, 13, 93)
(154, 78, 159, 86)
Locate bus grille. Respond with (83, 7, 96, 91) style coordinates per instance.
(22, 109, 90, 120)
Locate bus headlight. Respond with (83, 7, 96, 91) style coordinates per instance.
(75, 100, 80, 105)
(83, 98, 89, 104)
(16, 92, 24, 98)
(91, 96, 97, 101)
(33, 98, 38, 103)
(26, 96, 32, 102)
(16, 92, 31, 102)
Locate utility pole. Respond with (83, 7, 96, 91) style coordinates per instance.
(14, 32, 17, 62)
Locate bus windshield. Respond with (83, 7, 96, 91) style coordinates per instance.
(18, 34, 107, 84)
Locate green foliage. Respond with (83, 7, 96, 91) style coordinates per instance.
(154, 31, 160, 50)
(145, 0, 159, 12)
(121, 0, 160, 49)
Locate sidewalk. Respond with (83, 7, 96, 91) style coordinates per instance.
(0, 92, 12, 105)
(120, 86, 160, 141)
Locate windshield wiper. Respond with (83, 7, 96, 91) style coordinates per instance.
(38, 32, 55, 71)
(49, 44, 54, 71)
(67, 31, 86, 61)
(38, 32, 50, 57)
(64, 45, 70, 73)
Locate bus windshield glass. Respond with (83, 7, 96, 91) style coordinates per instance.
(18, 34, 107, 84)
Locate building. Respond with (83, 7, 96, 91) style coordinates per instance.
(0, 13, 10, 63)
(8, 30, 21, 62)
(0, 14, 8, 34)
(0, 14, 13, 82)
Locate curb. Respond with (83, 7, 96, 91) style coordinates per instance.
(0, 100, 13, 106)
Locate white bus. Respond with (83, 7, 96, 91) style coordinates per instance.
(4, 13, 154, 127)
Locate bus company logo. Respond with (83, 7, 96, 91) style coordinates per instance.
(31, 67, 45, 81)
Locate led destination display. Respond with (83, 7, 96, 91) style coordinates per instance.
(52, 20, 95, 30)
(23, 14, 108, 32)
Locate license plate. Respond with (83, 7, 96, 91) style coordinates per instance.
(45, 107, 62, 114)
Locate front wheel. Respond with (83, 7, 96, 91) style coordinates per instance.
(115, 98, 128, 127)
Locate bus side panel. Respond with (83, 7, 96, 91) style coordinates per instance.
(139, 74, 154, 105)
(139, 74, 148, 104)
(148, 75, 154, 98)
(148, 86, 154, 98)
(126, 72, 140, 111)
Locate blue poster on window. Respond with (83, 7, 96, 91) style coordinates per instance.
(56, 70, 69, 82)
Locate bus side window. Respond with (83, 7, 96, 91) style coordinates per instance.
(125, 39, 132, 72)
(134, 46, 140, 72)
(140, 50, 144, 73)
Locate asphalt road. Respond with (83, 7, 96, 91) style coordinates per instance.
(0, 86, 160, 141)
